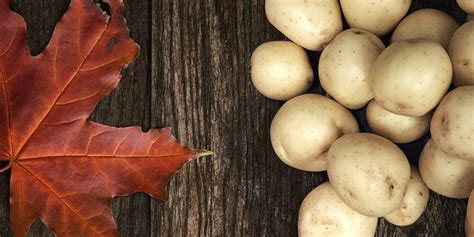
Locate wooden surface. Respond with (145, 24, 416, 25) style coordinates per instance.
(0, 0, 469, 236)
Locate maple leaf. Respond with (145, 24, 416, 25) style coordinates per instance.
(0, 0, 211, 236)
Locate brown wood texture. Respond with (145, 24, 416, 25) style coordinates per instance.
(0, 0, 469, 236)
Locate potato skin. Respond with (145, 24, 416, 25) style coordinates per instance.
(448, 22, 474, 86)
(327, 133, 411, 217)
(419, 139, 474, 199)
(251, 41, 313, 100)
(371, 39, 452, 117)
(340, 0, 411, 36)
(467, 191, 474, 237)
(458, 0, 474, 14)
(319, 29, 384, 109)
(430, 86, 474, 160)
(298, 182, 378, 237)
(391, 9, 459, 49)
(384, 166, 429, 226)
(265, 0, 342, 51)
(270, 94, 359, 172)
(468, 14, 474, 22)
(366, 100, 431, 144)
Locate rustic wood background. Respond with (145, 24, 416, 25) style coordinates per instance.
(0, 0, 469, 236)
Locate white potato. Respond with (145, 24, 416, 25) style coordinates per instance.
(448, 22, 474, 86)
(340, 0, 411, 36)
(458, 0, 474, 14)
(431, 86, 474, 160)
(251, 41, 313, 100)
(467, 191, 474, 237)
(270, 94, 359, 172)
(299, 182, 378, 237)
(371, 39, 452, 117)
(391, 9, 459, 49)
(265, 0, 342, 51)
(468, 14, 474, 22)
(319, 29, 385, 109)
(384, 166, 429, 226)
(327, 133, 411, 217)
(419, 139, 474, 199)
(366, 100, 431, 144)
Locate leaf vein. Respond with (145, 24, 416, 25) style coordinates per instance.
(80, 56, 130, 72)
(55, 91, 100, 106)
(17, 163, 102, 235)
(15, 20, 109, 157)
(20, 154, 192, 161)
(0, 24, 18, 57)
(0, 69, 12, 155)
(113, 131, 132, 156)
(43, 117, 84, 126)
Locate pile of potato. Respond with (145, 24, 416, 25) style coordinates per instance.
(251, 0, 474, 236)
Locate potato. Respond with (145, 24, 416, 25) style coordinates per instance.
(340, 0, 411, 36)
(371, 39, 452, 117)
(319, 29, 385, 109)
(251, 41, 313, 100)
(458, 0, 474, 14)
(419, 139, 474, 199)
(467, 191, 474, 237)
(468, 14, 474, 22)
(327, 133, 411, 217)
(366, 100, 431, 144)
(270, 94, 359, 172)
(391, 9, 459, 49)
(265, 0, 342, 51)
(298, 182, 378, 237)
(448, 22, 474, 86)
(384, 166, 429, 226)
(431, 86, 474, 160)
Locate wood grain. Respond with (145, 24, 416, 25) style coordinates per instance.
(0, 0, 469, 236)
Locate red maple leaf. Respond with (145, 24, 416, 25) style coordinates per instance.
(0, 0, 211, 236)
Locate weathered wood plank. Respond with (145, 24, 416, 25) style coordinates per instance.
(0, 0, 469, 236)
